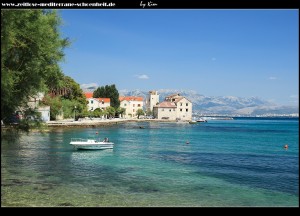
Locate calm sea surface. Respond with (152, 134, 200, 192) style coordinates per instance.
(1, 118, 299, 207)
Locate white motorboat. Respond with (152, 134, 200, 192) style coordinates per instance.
(70, 138, 114, 150)
(196, 118, 207, 122)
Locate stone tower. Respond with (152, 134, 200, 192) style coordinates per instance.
(146, 90, 159, 113)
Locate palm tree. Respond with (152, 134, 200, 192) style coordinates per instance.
(116, 107, 126, 118)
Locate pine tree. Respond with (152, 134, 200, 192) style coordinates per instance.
(93, 84, 120, 109)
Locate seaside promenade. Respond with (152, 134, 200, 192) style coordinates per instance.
(46, 118, 177, 127)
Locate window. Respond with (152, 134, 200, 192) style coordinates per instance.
(180, 103, 182, 106)
(172, 99, 175, 102)
(91, 107, 93, 110)
(91, 100, 93, 104)
(102, 101, 104, 104)
(133, 109, 135, 112)
(133, 104, 135, 107)
(138, 104, 141, 107)
(180, 109, 182, 112)
(124, 104, 127, 106)
(162, 109, 164, 111)
(186, 103, 188, 106)
(169, 109, 171, 112)
(186, 109, 188, 112)
(173, 109, 175, 111)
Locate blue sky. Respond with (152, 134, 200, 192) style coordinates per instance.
(59, 10, 298, 106)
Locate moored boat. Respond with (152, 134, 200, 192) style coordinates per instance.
(70, 138, 114, 150)
(196, 118, 207, 122)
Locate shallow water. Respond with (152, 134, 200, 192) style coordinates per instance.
(1, 118, 298, 206)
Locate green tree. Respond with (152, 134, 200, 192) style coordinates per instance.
(42, 95, 63, 120)
(46, 75, 87, 120)
(136, 109, 145, 119)
(146, 110, 153, 116)
(93, 86, 105, 98)
(93, 84, 120, 109)
(106, 106, 115, 119)
(93, 108, 103, 118)
(116, 107, 126, 118)
(57, 76, 86, 103)
(1, 9, 69, 122)
(60, 98, 79, 119)
(101, 109, 108, 119)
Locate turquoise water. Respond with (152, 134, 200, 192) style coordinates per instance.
(1, 118, 299, 206)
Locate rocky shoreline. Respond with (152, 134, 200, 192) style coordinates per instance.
(1, 119, 188, 133)
(46, 118, 181, 127)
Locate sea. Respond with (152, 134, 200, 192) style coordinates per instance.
(1, 117, 299, 207)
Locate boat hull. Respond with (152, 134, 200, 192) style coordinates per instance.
(71, 144, 114, 150)
(70, 139, 114, 150)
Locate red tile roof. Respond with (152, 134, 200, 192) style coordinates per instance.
(173, 97, 184, 103)
(119, 96, 144, 102)
(85, 92, 110, 103)
(84, 92, 93, 99)
(154, 101, 177, 108)
(95, 98, 110, 103)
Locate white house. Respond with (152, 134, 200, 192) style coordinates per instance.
(153, 93, 192, 121)
(119, 96, 144, 118)
(152, 101, 177, 120)
(37, 106, 50, 121)
(26, 92, 51, 122)
(84, 92, 110, 111)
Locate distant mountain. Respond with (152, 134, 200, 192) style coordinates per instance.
(118, 89, 299, 116)
(80, 85, 298, 116)
(80, 83, 98, 92)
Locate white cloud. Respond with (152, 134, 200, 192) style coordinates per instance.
(268, 76, 277, 80)
(135, 74, 149, 79)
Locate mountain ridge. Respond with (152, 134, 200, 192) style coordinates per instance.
(118, 89, 298, 116)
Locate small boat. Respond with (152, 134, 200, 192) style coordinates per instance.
(196, 118, 207, 122)
(189, 120, 197, 124)
(70, 138, 114, 150)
